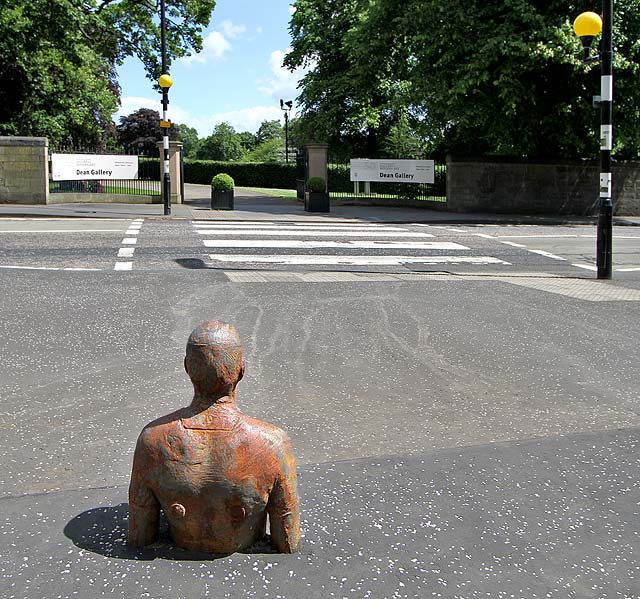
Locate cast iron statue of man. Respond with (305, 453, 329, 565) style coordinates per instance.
(128, 321, 300, 553)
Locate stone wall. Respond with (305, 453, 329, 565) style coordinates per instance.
(0, 137, 49, 204)
(447, 157, 640, 216)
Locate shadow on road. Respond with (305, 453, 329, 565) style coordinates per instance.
(63, 503, 277, 561)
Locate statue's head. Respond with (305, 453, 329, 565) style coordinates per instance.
(185, 321, 244, 396)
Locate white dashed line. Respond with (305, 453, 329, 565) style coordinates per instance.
(572, 263, 598, 271)
(528, 249, 568, 261)
(498, 240, 527, 248)
(114, 219, 143, 270)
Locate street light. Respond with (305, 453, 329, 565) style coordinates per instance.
(574, 3, 613, 279)
(280, 99, 293, 163)
(159, 0, 172, 216)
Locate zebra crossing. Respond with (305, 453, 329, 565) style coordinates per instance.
(192, 220, 511, 269)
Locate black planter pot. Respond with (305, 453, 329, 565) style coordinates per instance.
(211, 188, 234, 210)
(304, 191, 329, 212)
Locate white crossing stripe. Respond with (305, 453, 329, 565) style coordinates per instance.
(193, 222, 390, 228)
(208, 254, 510, 266)
(203, 240, 468, 250)
(114, 261, 133, 271)
(122, 237, 138, 245)
(196, 229, 433, 238)
(118, 247, 135, 258)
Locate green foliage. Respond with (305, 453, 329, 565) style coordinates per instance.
(307, 176, 326, 192)
(211, 173, 234, 190)
(196, 122, 246, 161)
(185, 161, 297, 189)
(176, 124, 201, 159)
(382, 115, 424, 159)
(245, 138, 286, 163)
(238, 131, 258, 151)
(256, 120, 284, 144)
(0, 0, 216, 146)
(288, 0, 640, 159)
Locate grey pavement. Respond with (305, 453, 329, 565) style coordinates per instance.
(1, 183, 638, 225)
(1, 190, 640, 599)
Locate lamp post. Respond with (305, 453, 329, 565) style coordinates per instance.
(280, 99, 293, 162)
(159, 0, 172, 216)
(574, 4, 613, 279)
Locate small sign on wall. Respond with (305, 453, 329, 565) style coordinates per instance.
(51, 154, 139, 181)
(350, 159, 435, 184)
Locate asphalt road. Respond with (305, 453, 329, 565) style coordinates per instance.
(1, 215, 639, 598)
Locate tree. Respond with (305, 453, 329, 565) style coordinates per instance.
(0, 0, 119, 147)
(288, 0, 640, 159)
(285, 0, 402, 158)
(0, 0, 216, 146)
(256, 120, 284, 144)
(245, 138, 285, 163)
(238, 131, 258, 152)
(382, 115, 424, 159)
(117, 108, 178, 154)
(176, 124, 200, 158)
(196, 122, 245, 161)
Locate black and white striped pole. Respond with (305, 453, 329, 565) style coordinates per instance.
(159, 0, 172, 216)
(574, 3, 613, 279)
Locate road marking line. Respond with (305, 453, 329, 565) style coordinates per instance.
(202, 240, 468, 250)
(528, 249, 568, 261)
(0, 265, 101, 271)
(499, 241, 527, 248)
(125, 229, 139, 236)
(0, 229, 124, 233)
(114, 262, 133, 271)
(497, 234, 578, 238)
(193, 222, 390, 228)
(473, 233, 495, 239)
(193, 225, 411, 232)
(192, 220, 375, 226)
(122, 237, 137, 245)
(196, 230, 433, 238)
(118, 247, 135, 258)
(572, 263, 598, 271)
(430, 226, 469, 233)
(208, 254, 510, 266)
(616, 267, 640, 272)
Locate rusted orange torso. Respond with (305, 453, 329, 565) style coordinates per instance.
(129, 402, 299, 553)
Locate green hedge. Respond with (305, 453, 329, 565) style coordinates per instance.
(184, 160, 297, 189)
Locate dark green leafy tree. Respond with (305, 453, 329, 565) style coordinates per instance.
(238, 131, 258, 151)
(196, 122, 245, 161)
(288, 0, 640, 159)
(256, 120, 284, 144)
(0, 0, 216, 146)
(176, 124, 200, 158)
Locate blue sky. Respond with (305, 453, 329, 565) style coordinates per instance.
(114, 0, 303, 137)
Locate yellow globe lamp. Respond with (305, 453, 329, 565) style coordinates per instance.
(573, 11, 603, 37)
(158, 73, 173, 89)
(573, 11, 602, 62)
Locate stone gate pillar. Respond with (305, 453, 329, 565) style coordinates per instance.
(0, 137, 49, 205)
(156, 141, 183, 204)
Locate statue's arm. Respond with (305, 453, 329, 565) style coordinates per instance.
(127, 435, 160, 547)
(267, 434, 301, 553)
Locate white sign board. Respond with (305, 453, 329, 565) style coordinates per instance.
(350, 159, 434, 184)
(51, 154, 139, 181)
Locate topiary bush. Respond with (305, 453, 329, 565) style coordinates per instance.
(211, 173, 234, 191)
(307, 176, 326, 192)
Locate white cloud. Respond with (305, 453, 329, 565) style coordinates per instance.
(114, 97, 284, 136)
(178, 20, 245, 66)
(257, 48, 305, 105)
(220, 20, 246, 39)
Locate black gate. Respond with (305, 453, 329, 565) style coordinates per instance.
(295, 152, 307, 199)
